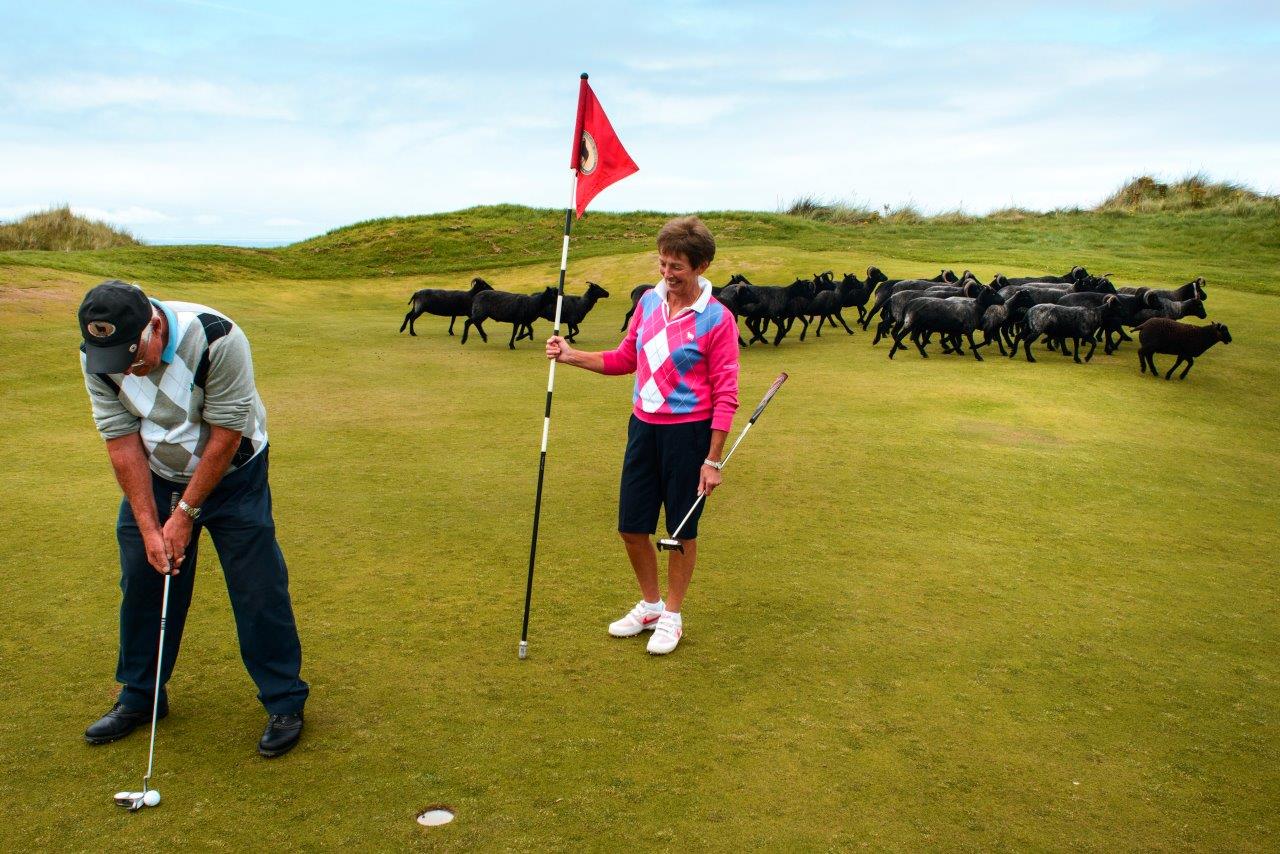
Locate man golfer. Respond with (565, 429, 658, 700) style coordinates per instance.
(546, 216, 739, 654)
(78, 280, 308, 757)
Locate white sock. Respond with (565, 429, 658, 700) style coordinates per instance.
(643, 599, 664, 611)
(662, 610, 681, 624)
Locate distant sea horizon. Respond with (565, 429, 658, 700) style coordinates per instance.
(145, 237, 295, 248)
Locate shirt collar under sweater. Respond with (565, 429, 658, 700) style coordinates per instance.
(653, 276, 713, 321)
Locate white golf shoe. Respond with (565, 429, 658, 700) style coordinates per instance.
(608, 600, 664, 637)
(646, 612, 683, 655)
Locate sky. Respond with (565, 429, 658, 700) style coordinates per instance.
(2, 0, 1277, 244)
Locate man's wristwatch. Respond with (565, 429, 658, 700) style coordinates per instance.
(177, 499, 201, 520)
(703, 458, 724, 470)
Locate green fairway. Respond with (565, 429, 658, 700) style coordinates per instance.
(1, 212, 1277, 849)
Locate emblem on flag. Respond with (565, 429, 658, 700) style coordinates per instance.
(579, 131, 598, 175)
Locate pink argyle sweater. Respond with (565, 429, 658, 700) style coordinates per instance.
(601, 278, 740, 433)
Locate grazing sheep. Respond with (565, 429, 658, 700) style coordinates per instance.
(399, 277, 494, 337)
(1013, 296, 1121, 363)
(1137, 319, 1232, 380)
(463, 286, 558, 349)
(890, 284, 1002, 361)
(528, 282, 609, 343)
(1128, 293, 1208, 327)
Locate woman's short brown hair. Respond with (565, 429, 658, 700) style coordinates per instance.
(657, 216, 716, 269)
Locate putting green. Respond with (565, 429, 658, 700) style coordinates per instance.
(1, 221, 1277, 848)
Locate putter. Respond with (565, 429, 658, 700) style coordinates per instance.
(657, 372, 789, 553)
(114, 491, 179, 812)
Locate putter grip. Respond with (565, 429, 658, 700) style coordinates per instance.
(748, 372, 788, 422)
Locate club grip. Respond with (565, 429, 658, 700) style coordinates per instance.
(748, 372, 788, 423)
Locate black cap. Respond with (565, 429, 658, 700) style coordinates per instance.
(78, 280, 153, 374)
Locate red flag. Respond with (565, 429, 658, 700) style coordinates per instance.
(571, 74, 638, 218)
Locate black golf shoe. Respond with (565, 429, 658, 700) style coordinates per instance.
(258, 712, 303, 758)
(84, 700, 168, 745)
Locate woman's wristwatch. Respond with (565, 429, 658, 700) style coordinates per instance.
(703, 458, 724, 470)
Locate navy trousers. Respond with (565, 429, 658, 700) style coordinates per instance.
(115, 448, 309, 715)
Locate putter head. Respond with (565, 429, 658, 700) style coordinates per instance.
(114, 791, 144, 810)
(656, 537, 684, 553)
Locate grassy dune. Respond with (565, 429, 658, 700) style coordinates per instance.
(1, 200, 1277, 297)
(0, 210, 1277, 850)
(0, 205, 139, 251)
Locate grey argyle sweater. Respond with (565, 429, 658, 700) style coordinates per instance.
(80, 299, 269, 482)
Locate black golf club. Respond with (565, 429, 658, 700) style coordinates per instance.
(657, 372, 789, 553)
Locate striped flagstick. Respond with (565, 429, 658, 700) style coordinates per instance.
(519, 72, 637, 659)
(518, 171, 577, 660)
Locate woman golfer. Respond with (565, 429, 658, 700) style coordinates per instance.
(546, 216, 739, 655)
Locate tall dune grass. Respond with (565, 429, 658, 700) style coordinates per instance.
(0, 206, 139, 251)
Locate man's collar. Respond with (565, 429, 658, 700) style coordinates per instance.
(150, 298, 179, 364)
(654, 276, 714, 314)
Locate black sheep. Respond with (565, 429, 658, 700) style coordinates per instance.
(1137, 319, 1232, 380)
(891, 284, 1002, 361)
(724, 274, 775, 343)
(1120, 277, 1206, 303)
(399, 277, 494, 337)
(1002, 265, 1090, 286)
(861, 269, 959, 330)
(874, 273, 979, 347)
(463, 287, 558, 349)
(1013, 296, 1121, 363)
(619, 283, 655, 331)
(1128, 293, 1207, 327)
(979, 289, 1035, 356)
(1058, 289, 1148, 354)
(758, 278, 818, 345)
(527, 282, 610, 343)
(806, 283, 848, 337)
(716, 282, 762, 347)
(837, 271, 877, 323)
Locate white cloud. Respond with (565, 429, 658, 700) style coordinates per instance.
(264, 217, 304, 226)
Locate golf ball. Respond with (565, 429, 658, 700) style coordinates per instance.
(142, 790, 160, 807)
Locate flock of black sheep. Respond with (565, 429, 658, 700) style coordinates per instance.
(400, 265, 1233, 381)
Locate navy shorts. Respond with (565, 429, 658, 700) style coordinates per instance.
(618, 415, 712, 539)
